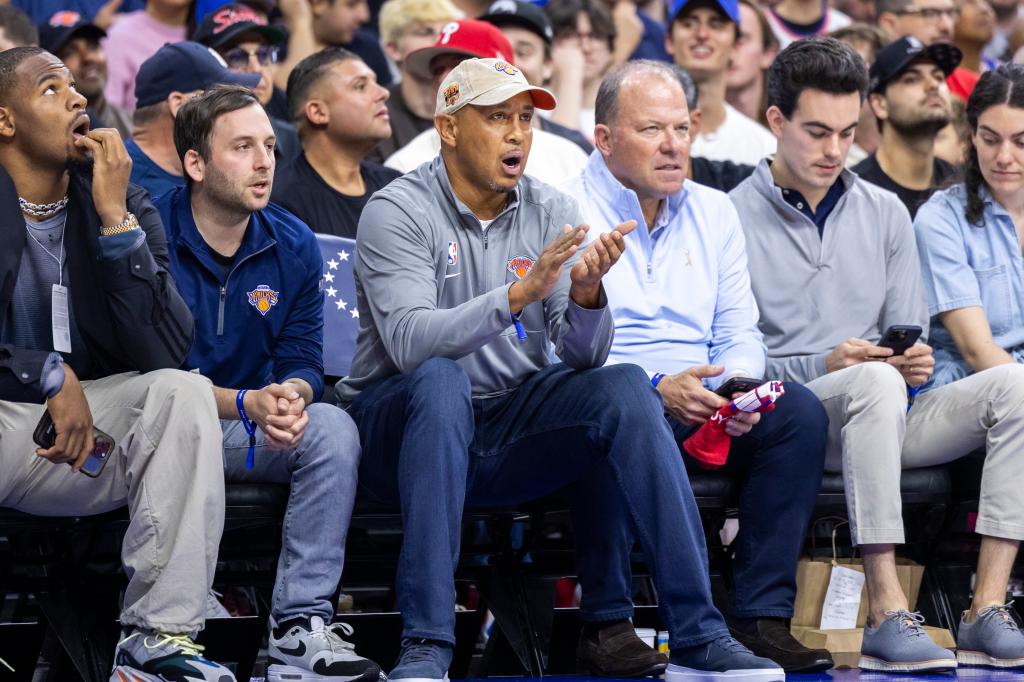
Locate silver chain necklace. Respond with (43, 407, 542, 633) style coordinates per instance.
(19, 195, 69, 219)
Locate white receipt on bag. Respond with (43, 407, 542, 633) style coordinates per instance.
(819, 565, 865, 629)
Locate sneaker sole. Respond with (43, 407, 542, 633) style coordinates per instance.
(957, 650, 1024, 668)
(858, 654, 958, 672)
(268, 664, 384, 682)
(576, 659, 668, 677)
(111, 667, 235, 682)
(110, 670, 162, 682)
(666, 663, 784, 681)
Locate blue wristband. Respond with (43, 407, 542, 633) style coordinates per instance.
(236, 389, 257, 468)
(651, 373, 666, 387)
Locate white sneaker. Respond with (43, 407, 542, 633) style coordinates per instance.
(267, 616, 383, 682)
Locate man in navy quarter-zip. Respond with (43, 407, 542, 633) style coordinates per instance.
(156, 85, 383, 682)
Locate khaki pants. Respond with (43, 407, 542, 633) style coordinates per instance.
(807, 362, 1024, 545)
(0, 369, 225, 634)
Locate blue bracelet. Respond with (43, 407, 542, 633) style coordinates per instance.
(236, 389, 257, 468)
(651, 373, 666, 387)
(510, 311, 527, 342)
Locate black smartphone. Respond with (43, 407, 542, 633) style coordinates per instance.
(715, 377, 763, 397)
(33, 411, 115, 478)
(878, 325, 923, 356)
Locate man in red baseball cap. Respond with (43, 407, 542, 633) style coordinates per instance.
(374, 18, 510, 160)
(384, 18, 588, 184)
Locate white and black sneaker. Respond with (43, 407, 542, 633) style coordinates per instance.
(267, 615, 383, 682)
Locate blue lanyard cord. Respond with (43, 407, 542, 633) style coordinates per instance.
(236, 389, 257, 468)
(511, 312, 527, 342)
(907, 385, 923, 414)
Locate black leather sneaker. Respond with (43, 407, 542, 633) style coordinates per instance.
(730, 618, 834, 673)
(576, 621, 668, 677)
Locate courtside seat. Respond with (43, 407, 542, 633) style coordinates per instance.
(818, 466, 951, 506)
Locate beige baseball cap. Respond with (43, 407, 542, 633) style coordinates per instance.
(434, 57, 557, 117)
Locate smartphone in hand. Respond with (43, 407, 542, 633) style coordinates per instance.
(715, 377, 763, 398)
(33, 411, 115, 478)
(878, 325, 923, 357)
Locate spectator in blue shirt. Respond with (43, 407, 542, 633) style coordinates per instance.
(560, 59, 832, 675)
(916, 64, 1024, 386)
(157, 85, 384, 682)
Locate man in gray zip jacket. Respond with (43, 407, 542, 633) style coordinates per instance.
(339, 57, 782, 682)
(731, 37, 1024, 672)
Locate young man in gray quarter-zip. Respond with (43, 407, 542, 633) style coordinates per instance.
(339, 56, 783, 682)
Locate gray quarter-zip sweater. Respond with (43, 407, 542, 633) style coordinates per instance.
(337, 156, 614, 403)
(728, 159, 929, 384)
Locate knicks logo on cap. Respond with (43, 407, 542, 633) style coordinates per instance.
(507, 256, 534, 279)
(443, 83, 460, 107)
(247, 285, 279, 316)
(494, 61, 519, 77)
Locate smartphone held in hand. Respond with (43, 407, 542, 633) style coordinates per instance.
(32, 410, 115, 478)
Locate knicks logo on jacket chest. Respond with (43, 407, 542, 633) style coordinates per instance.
(507, 256, 534, 279)
(247, 285, 280, 316)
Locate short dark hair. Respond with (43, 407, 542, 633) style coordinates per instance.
(0, 46, 45, 106)
(546, 0, 615, 52)
(0, 6, 38, 48)
(174, 85, 262, 172)
(285, 46, 360, 130)
(766, 36, 868, 119)
(595, 60, 695, 125)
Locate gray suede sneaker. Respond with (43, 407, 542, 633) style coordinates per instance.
(957, 603, 1024, 668)
(859, 610, 956, 672)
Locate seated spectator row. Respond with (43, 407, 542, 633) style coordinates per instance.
(2, 0, 1024, 681)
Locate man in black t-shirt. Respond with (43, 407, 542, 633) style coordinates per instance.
(852, 36, 962, 218)
(272, 48, 400, 239)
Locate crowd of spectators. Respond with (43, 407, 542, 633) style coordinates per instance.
(3, 0, 1024, 680)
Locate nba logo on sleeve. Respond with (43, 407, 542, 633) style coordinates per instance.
(447, 241, 459, 266)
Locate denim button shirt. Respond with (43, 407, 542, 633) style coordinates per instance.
(914, 183, 1024, 387)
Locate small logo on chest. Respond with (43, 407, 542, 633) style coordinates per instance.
(247, 285, 279, 316)
(506, 255, 534, 279)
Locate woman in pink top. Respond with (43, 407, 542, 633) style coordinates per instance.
(103, 0, 189, 109)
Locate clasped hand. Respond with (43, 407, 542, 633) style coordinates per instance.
(244, 383, 309, 450)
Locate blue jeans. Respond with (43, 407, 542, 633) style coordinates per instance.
(575, 383, 826, 622)
(665, 382, 827, 618)
(347, 358, 729, 650)
(222, 402, 360, 622)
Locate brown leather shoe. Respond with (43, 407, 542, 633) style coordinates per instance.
(576, 621, 668, 677)
(730, 618, 833, 673)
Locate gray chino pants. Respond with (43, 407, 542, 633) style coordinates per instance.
(807, 362, 1024, 545)
(0, 369, 225, 634)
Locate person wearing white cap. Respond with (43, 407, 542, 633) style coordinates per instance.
(340, 56, 783, 682)
(382, 20, 588, 184)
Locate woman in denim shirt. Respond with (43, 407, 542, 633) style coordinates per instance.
(914, 64, 1024, 388)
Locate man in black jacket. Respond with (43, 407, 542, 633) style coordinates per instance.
(0, 47, 234, 682)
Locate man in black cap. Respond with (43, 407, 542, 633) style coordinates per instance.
(852, 36, 962, 218)
(194, 2, 299, 162)
(851, 35, 962, 216)
(38, 10, 132, 140)
(126, 40, 259, 199)
(479, 0, 593, 152)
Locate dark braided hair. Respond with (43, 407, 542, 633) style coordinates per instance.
(965, 64, 1024, 225)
